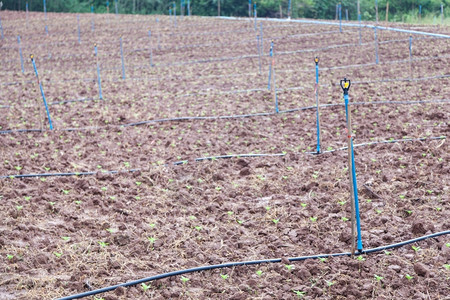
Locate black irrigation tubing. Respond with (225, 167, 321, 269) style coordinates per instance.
(0, 98, 448, 134)
(1, 136, 445, 179)
(56, 230, 450, 300)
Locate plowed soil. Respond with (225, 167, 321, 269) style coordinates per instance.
(1, 10, 449, 300)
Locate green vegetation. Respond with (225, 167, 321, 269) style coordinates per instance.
(2, 0, 448, 24)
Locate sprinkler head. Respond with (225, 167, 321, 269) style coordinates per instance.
(340, 77, 351, 95)
(314, 56, 319, 65)
(94, 43, 97, 47)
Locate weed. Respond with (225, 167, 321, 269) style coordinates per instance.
(272, 219, 279, 224)
(148, 237, 156, 244)
(7, 254, 14, 260)
(61, 236, 70, 241)
(135, 181, 142, 186)
(256, 270, 263, 276)
(227, 211, 234, 216)
(24, 196, 31, 201)
(405, 274, 414, 280)
(285, 264, 294, 270)
(181, 276, 190, 283)
(98, 241, 109, 248)
(341, 217, 349, 222)
(141, 283, 151, 291)
(293, 290, 306, 298)
(411, 246, 421, 252)
(220, 274, 229, 280)
(444, 264, 450, 270)
(16, 205, 23, 211)
(53, 252, 63, 258)
(356, 255, 365, 261)
(194, 226, 202, 231)
(374, 274, 383, 282)
(309, 216, 317, 222)
(62, 189, 70, 195)
(300, 203, 307, 207)
(318, 257, 327, 263)
(338, 200, 346, 206)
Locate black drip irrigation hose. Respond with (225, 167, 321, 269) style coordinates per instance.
(1, 136, 445, 180)
(1, 98, 448, 135)
(55, 230, 450, 300)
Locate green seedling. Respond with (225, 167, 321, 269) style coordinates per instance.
(106, 228, 117, 233)
(374, 274, 383, 282)
(101, 187, 107, 191)
(74, 200, 82, 205)
(141, 283, 151, 291)
(356, 255, 365, 261)
(62, 190, 70, 195)
(376, 209, 382, 214)
(272, 219, 279, 224)
(412, 246, 421, 252)
(342, 217, 349, 222)
(399, 195, 406, 199)
(215, 186, 222, 191)
(16, 205, 23, 211)
(338, 200, 346, 206)
(405, 274, 414, 280)
(285, 264, 294, 270)
(14, 166, 22, 171)
(444, 264, 450, 270)
(300, 203, 307, 207)
(7, 254, 14, 260)
(188, 216, 196, 220)
(256, 270, 263, 276)
(24, 196, 31, 201)
(53, 252, 63, 258)
(293, 290, 306, 298)
(384, 250, 391, 255)
(181, 276, 190, 283)
(220, 274, 229, 280)
(135, 181, 142, 186)
(236, 220, 244, 224)
(326, 280, 335, 286)
(98, 241, 109, 248)
(149, 223, 156, 228)
(310, 216, 317, 222)
(227, 211, 234, 216)
(194, 226, 202, 231)
(435, 207, 441, 211)
(446, 243, 450, 248)
(405, 210, 413, 215)
(123, 162, 130, 167)
(148, 237, 156, 244)
(318, 257, 327, 263)
(48, 202, 56, 206)
(109, 196, 116, 200)
(44, 167, 50, 171)
(265, 206, 271, 211)
(61, 236, 70, 241)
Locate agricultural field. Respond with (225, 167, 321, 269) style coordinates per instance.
(0, 9, 449, 300)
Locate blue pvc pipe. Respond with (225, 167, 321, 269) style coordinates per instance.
(358, 13, 362, 45)
(115, 0, 118, 15)
(77, 15, 81, 44)
(267, 42, 273, 90)
(148, 30, 154, 66)
(91, 5, 95, 31)
(374, 26, 379, 64)
(188, 0, 191, 16)
(45, 25, 48, 35)
(0, 14, 4, 40)
(254, 2, 257, 29)
(18, 36, 24, 73)
(95, 45, 103, 100)
(315, 63, 320, 153)
(249, 0, 251, 17)
(120, 37, 126, 79)
(260, 23, 263, 52)
(288, 0, 292, 18)
(339, 4, 342, 32)
(43, 0, 47, 19)
(344, 93, 363, 252)
(409, 35, 412, 58)
(31, 57, 53, 130)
